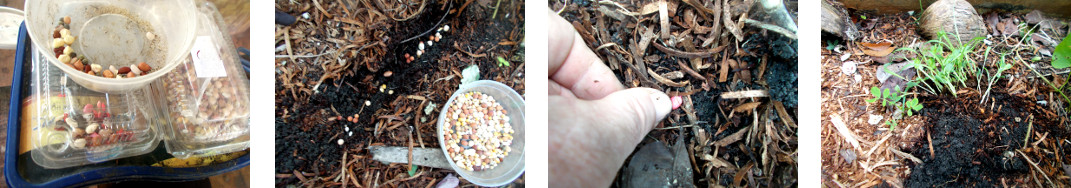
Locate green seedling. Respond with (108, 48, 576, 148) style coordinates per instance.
(826, 40, 839, 51)
(1054, 32, 1071, 69)
(907, 31, 984, 97)
(496, 56, 511, 67)
(866, 84, 923, 130)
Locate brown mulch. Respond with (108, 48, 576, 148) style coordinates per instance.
(821, 3, 1071, 187)
(552, 0, 798, 186)
(274, 0, 525, 187)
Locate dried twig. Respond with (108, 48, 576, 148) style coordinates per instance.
(721, 90, 769, 99)
(742, 18, 797, 39)
(653, 42, 722, 58)
(1018, 150, 1056, 187)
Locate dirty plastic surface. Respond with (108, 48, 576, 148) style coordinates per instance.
(437, 80, 525, 186)
(155, 2, 249, 159)
(0, 7, 22, 49)
(24, 0, 197, 93)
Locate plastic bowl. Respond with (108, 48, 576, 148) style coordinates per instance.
(25, 0, 197, 93)
(437, 80, 525, 186)
(0, 7, 23, 49)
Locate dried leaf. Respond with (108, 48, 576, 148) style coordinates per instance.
(860, 41, 896, 57)
(638, 1, 662, 15)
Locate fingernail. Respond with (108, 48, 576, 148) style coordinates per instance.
(671, 96, 683, 109)
(648, 89, 672, 120)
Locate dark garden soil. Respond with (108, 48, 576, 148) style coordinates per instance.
(552, 0, 798, 186)
(907, 90, 1062, 187)
(275, 0, 525, 187)
(821, 0, 1071, 187)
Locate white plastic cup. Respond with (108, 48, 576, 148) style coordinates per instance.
(437, 80, 525, 186)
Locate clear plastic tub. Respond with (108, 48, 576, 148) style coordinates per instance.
(24, 0, 198, 93)
(27, 46, 160, 169)
(437, 80, 525, 186)
(153, 2, 249, 159)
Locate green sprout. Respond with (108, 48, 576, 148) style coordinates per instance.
(496, 56, 511, 67)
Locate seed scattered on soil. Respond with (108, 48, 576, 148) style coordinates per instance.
(443, 91, 514, 171)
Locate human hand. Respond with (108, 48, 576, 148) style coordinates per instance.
(547, 8, 673, 188)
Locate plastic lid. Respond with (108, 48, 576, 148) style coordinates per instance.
(0, 7, 23, 49)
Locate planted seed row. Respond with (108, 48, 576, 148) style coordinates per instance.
(404, 25, 450, 63)
(51, 16, 154, 78)
(443, 91, 514, 171)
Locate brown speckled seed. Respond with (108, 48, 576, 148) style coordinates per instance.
(63, 16, 71, 25)
(73, 59, 84, 70)
(137, 62, 151, 72)
(118, 67, 131, 74)
(127, 72, 136, 78)
(102, 70, 115, 78)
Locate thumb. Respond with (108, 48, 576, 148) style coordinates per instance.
(586, 87, 672, 138)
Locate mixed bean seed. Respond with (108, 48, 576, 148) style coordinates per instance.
(51, 16, 154, 78)
(443, 91, 514, 171)
(55, 100, 135, 150)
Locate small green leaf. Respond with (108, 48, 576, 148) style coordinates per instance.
(1054, 33, 1071, 69)
(866, 98, 878, 103)
(882, 89, 891, 99)
(871, 87, 881, 97)
(497, 56, 511, 67)
(408, 165, 417, 176)
(913, 103, 924, 111)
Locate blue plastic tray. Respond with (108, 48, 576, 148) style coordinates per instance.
(4, 23, 249, 188)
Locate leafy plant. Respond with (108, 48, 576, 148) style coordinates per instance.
(496, 56, 511, 67)
(866, 84, 924, 130)
(907, 31, 985, 97)
(826, 40, 839, 51)
(1054, 32, 1071, 69)
(980, 50, 1013, 104)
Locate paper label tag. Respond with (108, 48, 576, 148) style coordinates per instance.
(190, 36, 227, 78)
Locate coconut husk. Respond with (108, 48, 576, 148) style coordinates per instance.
(918, 0, 986, 46)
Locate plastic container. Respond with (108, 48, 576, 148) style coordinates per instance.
(0, 7, 23, 49)
(24, 0, 198, 93)
(27, 44, 160, 169)
(6, 23, 250, 187)
(437, 80, 525, 186)
(154, 2, 249, 159)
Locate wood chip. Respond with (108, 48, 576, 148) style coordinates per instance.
(659, 0, 670, 39)
(713, 126, 748, 147)
(653, 42, 722, 58)
(720, 90, 768, 99)
(722, 0, 743, 42)
(648, 68, 689, 87)
(830, 113, 861, 151)
(733, 102, 762, 112)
